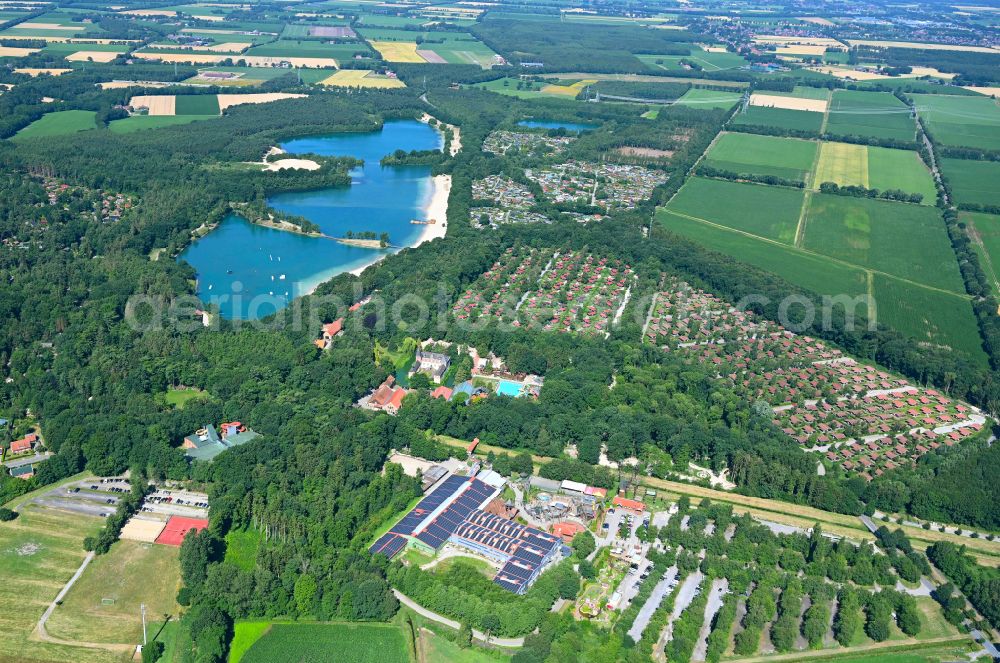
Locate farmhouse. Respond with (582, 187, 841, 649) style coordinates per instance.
(409, 350, 450, 383)
(9, 432, 38, 455)
(315, 318, 344, 350)
(182, 422, 259, 462)
(369, 471, 563, 593)
(359, 376, 408, 415)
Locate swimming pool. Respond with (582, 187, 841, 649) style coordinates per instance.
(497, 380, 523, 397)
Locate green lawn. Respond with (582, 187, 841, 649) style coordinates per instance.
(912, 93, 1000, 151)
(666, 177, 805, 244)
(109, 115, 218, 133)
(942, 158, 1000, 209)
(175, 95, 220, 115)
(826, 89, 917, 142)
(230, 620, 271, 663)
(704, 132, 817, 183)
(224, 527, 261, 571)
(866, 146, 938, 203)
(163, 387, 207, 409)
(236, 622, 411, 663)
(13, 110, 97, 141)
(673, 87, 742, 110)
(802, 195, 964, 291)
(732, 105, 824, 133)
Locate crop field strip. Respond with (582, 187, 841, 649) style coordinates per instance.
(963, 212, 1000, 299)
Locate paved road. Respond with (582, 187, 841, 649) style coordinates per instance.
(393, 589, 524, 648)
(628, 566, 678, 642)
(4, 451, 50, 468)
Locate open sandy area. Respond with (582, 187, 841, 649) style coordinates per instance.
(847, 39, 1000, 53)
(775, 44, 829, 56)
(120, 517, 167, 543)
(135, 51, 338, 68)
(129, 95, 176, 116)
(66, 50, 121, 62)
(98, 80, 170, 89)
(14, 67, 72, 76)
(263, 158, 320, 171)
(420, 112, 461, 156)
(0, 46, 40, 56)
(749, 93, 827, 112)
(18, 22, 78, 30)
(217, 92, 306, 111)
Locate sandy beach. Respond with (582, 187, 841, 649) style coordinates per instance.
(420, 112, 462, 156)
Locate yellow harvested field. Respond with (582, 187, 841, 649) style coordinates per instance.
(799, 16, 835, 26)
(66, 50, 121, 63)
(908, 66, 956, 79)
(14, 67, 72, 76)
(119, 517, 166, 543)
(541, 78, 597, 97)
(775, 44, 829, 56)
(18, 22, 78, 30)
(320, 69, 405, 88)
(847, 39, 1000, 53)
(815, 142, 869, 188)
(120, 8, 176, 15)
(135, 51, 338, 68)
(369, 40, 425, 62)
(180, 28, 247, 34)
(192, 14, 224, 21)
(129, 94, 176, 116)
(217, 92, 306, 111)
(99, 80, 170, 89)
(749, 92, 828, 112)
(1, 35, 139, 44)
(0, 45, 40, 56)
(965, 86, 1000, 97)
(755, 35, 843, 47)
(809, 65, 892, 81)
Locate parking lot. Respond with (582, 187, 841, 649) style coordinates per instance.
(26, 477, 209, 520)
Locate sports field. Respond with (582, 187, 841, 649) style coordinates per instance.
(232, 621, 412, 663)
(45, 539, 181, 644)
(0, 504, 119, 663)
(703, 132, 817, 183)
(941, 158, 1000, 209)
(911, 93, 1000, 151)
(13, 110, 97, 141)
(673, 88, 742, 110)
(320, 69, 405, 88)
(666, 177, 805, 244)
(802, 195, 965, 292)
(731, 105, 824, 133)
(826, 90, 917, 142)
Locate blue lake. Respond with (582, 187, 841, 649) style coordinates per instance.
(179, 119, 443, 319)
(517, 119, 598, 132)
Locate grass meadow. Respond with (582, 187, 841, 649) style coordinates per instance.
(826, 90, 917, 142)
(731, 105, 824, 133)
(704, 132, 817, 182)
(224, 527, 261, 571)
(672, 88, 742, 110)
(666, 177, 804, 243)
(942, 158, 1000, 209)
(14, 110, 97, 141)
(912, 93, 1000, 151)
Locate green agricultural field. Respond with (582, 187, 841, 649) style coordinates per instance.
(866, 146, 937, 203)
(45, 539, 181, 644)
(13, 110, 97, 141)
(655, 209, 870, 298)
(704, 132, 817, 183)
(666, 177, 805, 243)
(637, 48, 747, 72)
(873, 274, 987, 362)
(731, 105, 824, 133)
(174, 95, 220, 115)
(912, 93, 1000, 151)
(110, 115, 218, 133)
(761, 85, 831, 100)
(235, 622, 411, 663)
(801, 195, 964, 291)
(826, 90, 917, 142)
(962, 211, 1000, 297)
(941, 158, 1000, 208)
(673, 87, 742, 110)
(420, 36, 497, 67)
(0, 505, 119, 663)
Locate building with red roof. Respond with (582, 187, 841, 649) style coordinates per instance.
(431, 386, 453, 400)
(10, 433, 37, 455)
(551, 521, 585, 542)
(612, 495, 646, 513)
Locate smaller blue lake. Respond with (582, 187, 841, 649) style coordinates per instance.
(179, 120, 443, 320)
(517, 119, 599, 132)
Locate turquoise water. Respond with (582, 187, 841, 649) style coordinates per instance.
(517, 119, 598, 132)
(179, 120, 443, 319)
(497, 380, 523, 397)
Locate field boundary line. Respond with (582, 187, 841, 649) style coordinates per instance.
(724, 634, 973, 663)
(966, 216, 1000, 297)
(819, 87, 832, 134)
(660, 208, 973, 299)
(794, 190, 812, 247)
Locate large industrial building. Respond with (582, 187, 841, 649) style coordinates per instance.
(370, 471, 563, 594)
